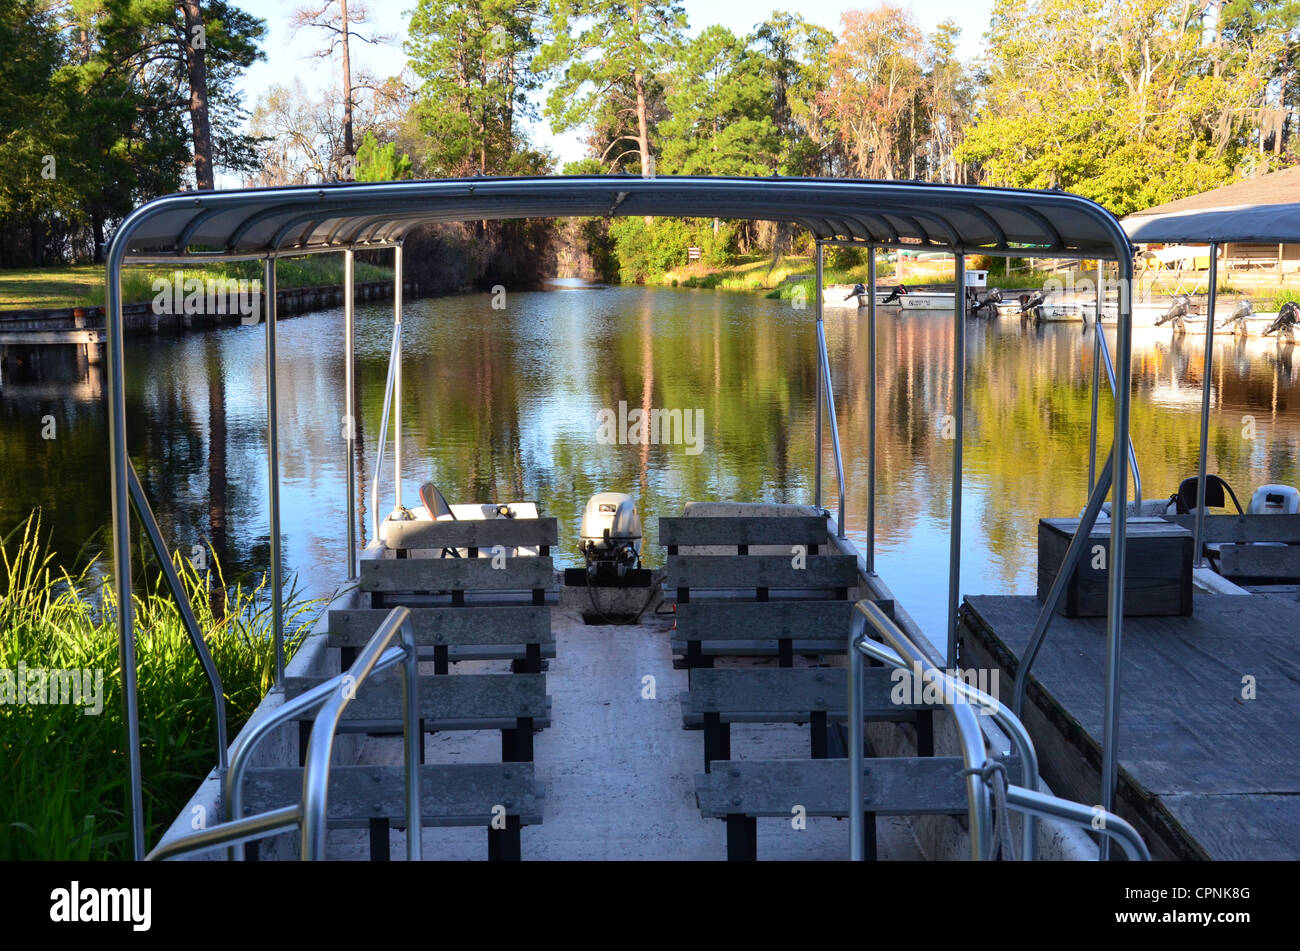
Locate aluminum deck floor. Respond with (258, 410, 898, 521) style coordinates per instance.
(324, 597, 925, 860)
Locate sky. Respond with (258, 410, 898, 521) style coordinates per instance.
(232, 0, 995, 179)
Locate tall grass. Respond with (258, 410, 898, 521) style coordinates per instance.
(0, 512, 319, 860)
(1273, 288, 1300, 311)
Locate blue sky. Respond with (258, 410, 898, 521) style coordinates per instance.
(235, 0, 994, 168)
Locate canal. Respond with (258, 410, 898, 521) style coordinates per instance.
(2, 283, 1297, 650)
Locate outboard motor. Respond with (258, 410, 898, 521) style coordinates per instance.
(1019, 291, 1046, 321)
(1263, 301, 1299, 341)
(1223, 298, 1253, 333)
(579, 492, 642, 578)
(971, 288, 1002, 319)
(1155, 294, 1190, 331)
(1248, 484, 1300, 515)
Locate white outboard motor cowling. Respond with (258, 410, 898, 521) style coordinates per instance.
(1248, 484, 1300, 515)
(580, 492, 642, 572)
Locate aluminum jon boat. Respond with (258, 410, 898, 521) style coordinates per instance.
(98, 176, 1150, 862)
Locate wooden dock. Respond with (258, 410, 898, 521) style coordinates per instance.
(960, 593, 1300, 860)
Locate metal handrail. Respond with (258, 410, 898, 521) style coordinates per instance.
(1004, 785, 1150, 861)
(152, 606, 424, 862)
(849, 600, 990, 860)
(812, 241, 847, 538)
(300, 608, 422, 860)
(126, 464, 228, 771)
(370, 321, 403, 544)
(1094, 321, 1143, 508)
(849, 598, 1149, 860)
(853, 632, 1041, 861)
(816, 320, 847, 539)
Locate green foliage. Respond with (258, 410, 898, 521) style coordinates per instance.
(658, 26, 778, 176)
(0, 0, 266, 266)
(537, 0, 686, 173)
(958, 0, 1299, 214)
(0, 512, 319, 860)
(1274, 288, 1300, 311)
(753, 12, 836, 176)
(607, 217, 737, 282)
(407, 0, 544, 176)
(354, 131, 414, 182)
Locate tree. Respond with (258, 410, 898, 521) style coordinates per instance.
(659, 26, 778, 176)
(98, 0, 266, 185)
(180, 1, 214, 189)
(959, 0, 1297, 214)
(920, 20, 975, 182)
(354, 130, 413, 181)
(291, 0, 389, 175)
(406, 0, 544, 176)
(754, 12, 836, 176)
(537, 0, 686, 176)
(825, 4, 927, 179)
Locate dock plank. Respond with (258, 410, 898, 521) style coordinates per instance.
(961, 593, 1300, 860)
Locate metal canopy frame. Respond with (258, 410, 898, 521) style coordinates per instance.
(103, 175, 1136, 860)
(1122, 207, 1300, 579)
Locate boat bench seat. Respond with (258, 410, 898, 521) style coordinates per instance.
(284, 672, 550, 763)
(382, 515, 557, 558)
(240, 763, 541, 861)
(670, 600, 858, 666)
(661, 513, 857, 668)
(360, 554, 558, 608)
(329, 606, 555, 672)
(697, 756, 1019, 861)
(1160, 514, 1300, 581)
(684, 667, 939, 771)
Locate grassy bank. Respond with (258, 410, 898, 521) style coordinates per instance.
(0, 257, 395, 311)
(0, 512, 319, 860)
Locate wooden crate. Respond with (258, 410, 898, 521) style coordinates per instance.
(1037, 517, 1193, 617)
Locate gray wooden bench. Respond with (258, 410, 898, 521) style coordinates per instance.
(383, 516, 557, 558)
(687, 667, 940, 771)
(240, 763, 541, 861)
(329, 605, 555, 673)
(284, 671, 549, 764)
(1161, 514, 1300, 582)
(661, 513, 855, 667)
(697, 756, 1019, 860)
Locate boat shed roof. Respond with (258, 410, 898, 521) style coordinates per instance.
(1122, 166, 1300, 245)
(110, 175, 1134, 263)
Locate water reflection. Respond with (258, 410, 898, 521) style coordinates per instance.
(1, 287, 1296, 650)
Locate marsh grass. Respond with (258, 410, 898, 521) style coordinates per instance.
(0, 512, 319, 860)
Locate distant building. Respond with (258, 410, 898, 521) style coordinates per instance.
(1123, 166, 1300, 273)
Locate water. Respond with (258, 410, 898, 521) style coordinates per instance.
(2, 285, 1298, 651)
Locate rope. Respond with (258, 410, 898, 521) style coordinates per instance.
(960, 760, 1017, 861)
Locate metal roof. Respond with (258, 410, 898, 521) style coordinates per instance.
(1122, 166, 1300, 245)
(110, 175, 1134, 261)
